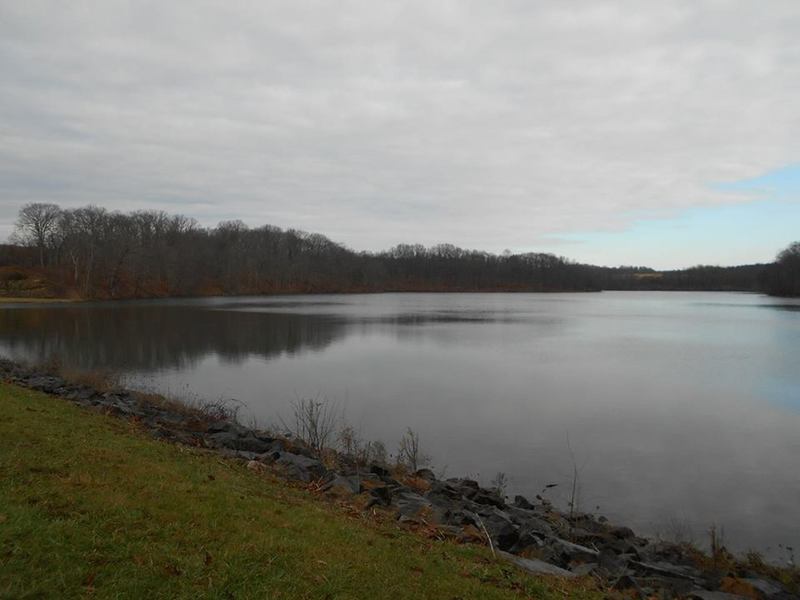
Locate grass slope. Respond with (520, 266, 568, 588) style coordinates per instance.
(0, 384, 601, 599)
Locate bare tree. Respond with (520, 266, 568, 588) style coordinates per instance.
(363, 440, 387, 465)
(8, 201, 775, 299)
(397, 427, 430, 471)
(338, 424, 361, 459)
(14, 203, 61, 267)
(283, 397, 339, 456)
(490, 472, 509, 498)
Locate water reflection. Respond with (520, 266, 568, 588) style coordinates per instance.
(0, 304, 347, 370)
(0, 299, 541, 371)
(760, 303, 800, 313)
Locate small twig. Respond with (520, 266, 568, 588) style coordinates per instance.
(475, 514, 496, 558)
(566, 431, 579, 541)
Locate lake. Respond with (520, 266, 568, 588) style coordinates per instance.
(1, 291, 799, 558)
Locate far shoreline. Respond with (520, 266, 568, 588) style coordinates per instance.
(0, 287, 780, 307)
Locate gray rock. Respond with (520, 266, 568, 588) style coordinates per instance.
(427, 480, 464, 503)
(467, 509, 519, 551)
(157, 413, 189, 426)
(393, 491, 432, 520)
(499, 551, 576, 578)
(509, 527, 547, 554)
(275, 452, 326, 481)
(207, 421, 233, 434)
(235, 435, 277, 454)
(322, 475, 361, 495)
(548, 537, 600, 563)
(630, 560, 701, 582)
(504, 506, 554, 535)
(386, 484, 414, 496)
(257, 434, 283, 449)
(208, 431, 240, 449)
(206, 420, 252, 437)
(276, 464, 313, 482)
(597, 547, 630, 576)
(208, 431, 275, 453)
(27, 375, 64, 393)
(571, 562, 598, 577)
(367, 485, 392, 507)
(414, 468, 436, 481)
(449, 478, 480, 499)
(150, 428, 174, 441)
(513, 495, 536, 510)
(609, 525, 636, 539)
(276, 452, 323, 470)
(75, 387, 95, 401)
(233, 450, 260, 461)
(639, 541, 697, 566)
(742, 578, 786, 598)
(472, 489, 505, 508)
(171, 431, 200, 446)
(688, 592, 751, 600)
(636, 575, 696, 597)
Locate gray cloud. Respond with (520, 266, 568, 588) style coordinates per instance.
(1, 1, 799, 262)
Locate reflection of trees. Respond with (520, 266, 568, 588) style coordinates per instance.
(0, 305, 347, 371)
(761, 303, 800, 312)
(0, 302, 564, 372)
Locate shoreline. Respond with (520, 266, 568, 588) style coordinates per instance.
(0, 287, 603, 305)
(0, 296, 77, 304)
(0, 288, 779, 308)
(1, 357, 796, 599)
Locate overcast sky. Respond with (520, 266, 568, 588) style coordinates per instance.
(1, 1, 799, 268)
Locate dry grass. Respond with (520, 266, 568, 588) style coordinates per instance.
(0, 297, 74, 303)
(57, 368, 123, 393)
(33, 361, 244, 432)
(681, 541, 800, 596)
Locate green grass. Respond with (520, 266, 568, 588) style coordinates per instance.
(0, 383, 602, 599)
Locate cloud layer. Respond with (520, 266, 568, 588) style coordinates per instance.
(1, 1, 799, 264)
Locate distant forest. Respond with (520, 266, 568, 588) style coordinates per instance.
(1, 203, 798, 299)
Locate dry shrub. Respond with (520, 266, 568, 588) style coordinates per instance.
(58, 368, 122, 393)
(490, 472, 509, 498)
(401, 475, 432, 494)
(744, 551, 800, 594)
(195, 398, 242, 423)
(282, 397, 340, 456)
(134, 391, 243, 428)
(396, 428, 430, 472)
(35, 356, 63, 376)
(459, 525, 485, 545)
(719, 577, 761, 599)
(337, 426, 389, 471)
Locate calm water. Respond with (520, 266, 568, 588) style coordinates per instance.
(2, 292, 799, 557)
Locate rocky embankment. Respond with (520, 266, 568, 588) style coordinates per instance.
(1, 358, 796, 600)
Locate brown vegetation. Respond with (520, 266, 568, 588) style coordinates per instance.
(6, 202, 796, 299)
(4, 202, 601, 300)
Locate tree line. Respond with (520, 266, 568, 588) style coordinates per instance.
(3, 203, 599, 298)
(2, 202, 797, 298)
(759, 241, 800, 296)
